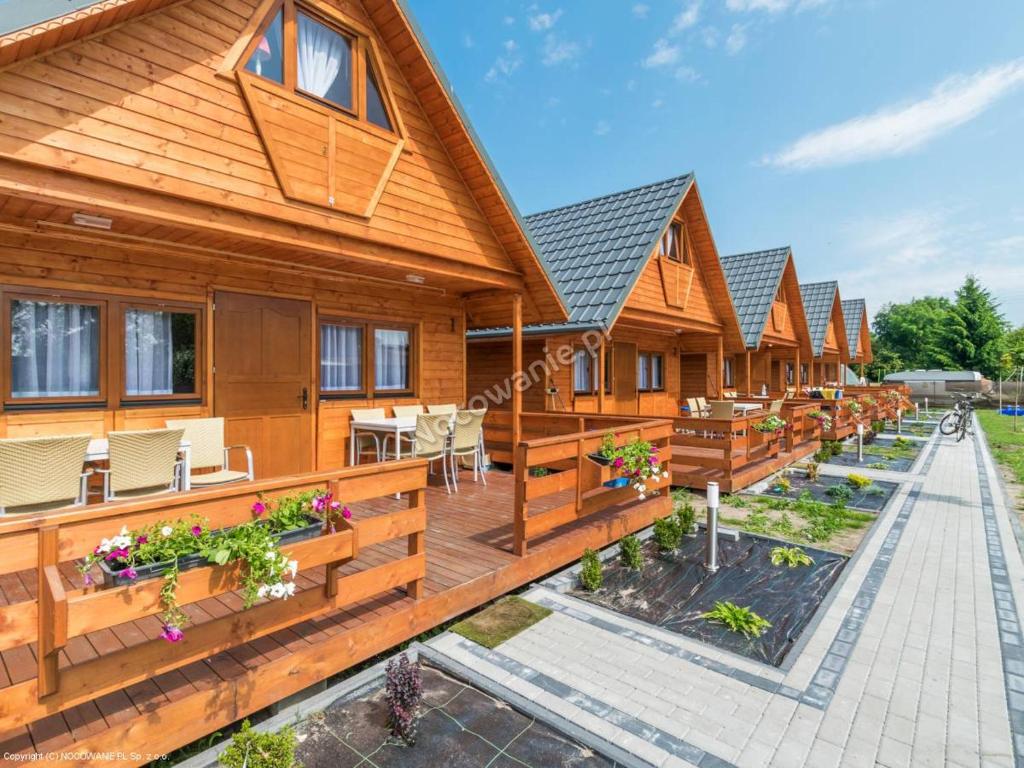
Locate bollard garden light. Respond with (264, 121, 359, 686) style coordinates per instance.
(856, 422, 864, 463)
(706, 481, 720, 573)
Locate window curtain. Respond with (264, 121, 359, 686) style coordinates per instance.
(321, 324, 362, 391)
(652, 355, 663, 389)
(573, 349, 592, 393)
(637, 353, 650, 391)
(125, 309, 173, 396)
(297, 14, 350, 103)
(10, 300, 100, 398)
(375, 329, 409, 390)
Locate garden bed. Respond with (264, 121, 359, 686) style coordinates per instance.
(569, 533, 846, 667)
(294, 663, 614, 768)
(882, 419, 937, 437)
(753, 473, 898, 512)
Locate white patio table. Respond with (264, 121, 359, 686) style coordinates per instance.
(86, 437, 193, 491)
(733, 403, 765, 415)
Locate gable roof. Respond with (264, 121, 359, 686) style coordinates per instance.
(0, 0, 568, 326)
(503, 174, 694, 334)
(841, 298, 867, 356)
(720, 247, 791, 348)
(800, 280, 844, 357)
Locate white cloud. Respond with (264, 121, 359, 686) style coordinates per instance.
(643, 38, 681, 68)
(675, 65, 702, 82)
(764, 58, 1024, 170)
(652, 98, 665, 108)
(727, 0, 790, 11)
(484, 40, 522, 83)
(701, 26, 720, 48)
(671, 1, 702, 32)
(725, 24, 748, 54)
(542, 34, 581, 66)
(594, 119, 611, 136)
(632, 3, 650, 19)
(528, 9, 563, 31)
(503, 15, 515, 25)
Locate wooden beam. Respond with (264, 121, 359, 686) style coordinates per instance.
(597, 337, 606, 413)
(745, 350, 752, 396)
(716, 335, 724, 398)
(512, 293, 523, 450)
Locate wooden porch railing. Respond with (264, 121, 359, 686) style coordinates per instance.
(671, 413, 782, 470)
(512, 417, 674, 556)
(0, 459, 428, 732)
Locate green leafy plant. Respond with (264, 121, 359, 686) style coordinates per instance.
(892, 436, 913, 449)
(825, 440, 844, 457)
(702, 601, 772, 638)
(653, 513, 685, 551)
(866, 461, 888, 470)
(826, 484, 854, 503)
(805, 461, 820, 482)
(598, 433, 668, 500)
(848, 401, 863, 416)
(674, 498, 696, 534)
(871, 420, 886, 434)
(770, 546, 814, 568)
(772, 474, 792, 493)
(579, 548, 603, 591)
(846, 473, 873, 490)
(619, 534, 645, 570)
(219, 720, 298, 768)
(808, 410, 833, 432)
(753, 414, 787, 433)
(862, 396, 877, 407)
(529, 467, 550, 478)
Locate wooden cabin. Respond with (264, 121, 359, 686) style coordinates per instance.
(0, 2, 685, 761)
(719, 247, 813, 396)
(841, 298, 873, 381)
(466, 174, 746, 461)
(799, 281, 850, 387)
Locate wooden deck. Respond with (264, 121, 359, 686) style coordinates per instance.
(0, 465, 667, 765)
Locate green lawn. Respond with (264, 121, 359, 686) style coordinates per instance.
(977, 409, 1024, 486)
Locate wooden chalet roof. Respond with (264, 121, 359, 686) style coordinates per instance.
(800, 280, 847, 357)
(469, 174, 695, 337)
(721, 247, 793, 349)
(0, 0, 569, 327)
(841, 298, 867, 355)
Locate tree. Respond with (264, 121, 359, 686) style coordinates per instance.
(872, 297, 958, 371)
(949, 275, 1008, 377)
(1001, 326, 1024, 377)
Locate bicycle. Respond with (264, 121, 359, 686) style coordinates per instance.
(939, 393, 976, 441)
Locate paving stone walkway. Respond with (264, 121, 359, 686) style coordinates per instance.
(429, 422, 1024, 767)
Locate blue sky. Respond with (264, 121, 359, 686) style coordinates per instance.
(408, 1, 1024, 325)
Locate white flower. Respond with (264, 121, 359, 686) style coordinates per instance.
(97, 538, 113, 554)
(269, 582, 287, 599)
(257, 585, 269, 599)
(265, 551, 277, 560)
(161, 526, 173, 538)
(112, 534, 132, 549)
(288, 560, 298, 578)
(119, 526, 129, 537)
(662, 471, 670, 479)
(638, 493, 647, 501)
(283, 581, 296, 598)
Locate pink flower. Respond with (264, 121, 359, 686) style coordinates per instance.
(83, 572, 94, 587)
(191, 525, 202, 537)
(312, 494, 328, 513)
(93, 545, 103, 556)
(105, 547, 129, 562)
(612, 457, 624, 469)
(136, 535, 148, 545)
(121, 566, 138, 581)
(160, 624, 184, 643)
(330, 500, 342, 511)
(251, 501, 266, 517)
(341, 506, 352, 520)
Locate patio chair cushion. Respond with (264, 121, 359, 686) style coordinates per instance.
(189, 468, 252, 487)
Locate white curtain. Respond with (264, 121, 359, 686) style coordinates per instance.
(10, 300, 100, 398)
(297, 13, 350, 103)
(125, 309, 173, 396)
(652, 354, 663, 390)
(638, 353, 650, 391)
(321, 324, 362, 391)
(573, 349, 592, 393)
(375, 329, 409, 390)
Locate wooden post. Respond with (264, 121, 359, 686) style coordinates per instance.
(513, 443, 528, 556)
(745, 351, 752, 396)
(511, 293, 523, 451)
(37, 526, 66, 699)
(406, 487, 425, 599)
(796, 347, 802, 390)
(809, 358, 816, 387)
(716, 336, 724, 398)
(597, 337, 606, 414)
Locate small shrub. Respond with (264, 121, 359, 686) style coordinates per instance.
(675, 499, 696, 534)
(893, 436, 913, 449)
(813, 448, 833, 464)
(620, 534, 645, 570)
(866, 461, 888, 470)
(825, 440, 843, 457)
(529, 467, 550, 478)
(653, 514, 684, 551)
(871, 420, 886, 434)
(770, 545, 814, 568)
(826, 484, 853, 503)
(702, 601, 772, 639)
(773, 475, 792, 493)
(219, 720, 298, 768)
(846, 473, 872, 490)
(805, 462, 820, 482)
(579, 548, 603, 591)
(385, 653, 423, 746)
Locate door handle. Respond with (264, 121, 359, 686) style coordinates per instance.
(301, 387, 309, 410)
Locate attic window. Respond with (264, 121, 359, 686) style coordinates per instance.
(241, 0, 393, 131)
(776, 284, 786, 304)
(659, 222, 690, 265)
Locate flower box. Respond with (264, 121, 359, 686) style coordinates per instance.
(603, 477, 630, 489)
(587, 452, 614, 467)
(97, 514, 322, 588)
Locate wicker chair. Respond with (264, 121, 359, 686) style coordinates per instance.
(350, 408, 386, 464)
(412, 413, 452, 493)
(392, 405, 425, 418)
(686, 397, 701, 417)
(100, 428, 185, 502)
(166, 417, 253, 487)
(387, 405, 425, 455)
(0, 434, 92, 515)
(450, 409, 487, 489)
(708, 401, 736, 420)
(769, 399, 785, 415)
(696, 397, 711, 417)
(426, 403, 457, 416)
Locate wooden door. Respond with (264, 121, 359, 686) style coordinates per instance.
(679, 353, 707, 400)
(214, 291, 313, 479)
(612, 342, 638, 414)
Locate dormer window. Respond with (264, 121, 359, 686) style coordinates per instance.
(659, 221, 690, 265)
(242, 0, 392, 131)
(776, 284, 786, 304)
